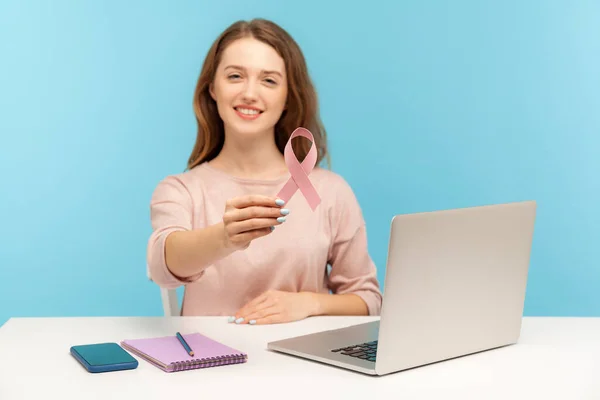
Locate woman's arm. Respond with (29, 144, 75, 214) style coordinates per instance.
(148, 176, 286, 287)
(324, 177, 383, 316)
(309, 292, 369, 316)
(164, 223, 233, 280)
(147, 176, 209, 288)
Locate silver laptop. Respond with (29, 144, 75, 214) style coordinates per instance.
(267, 200, 537, 376)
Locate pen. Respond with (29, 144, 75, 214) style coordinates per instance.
(176, 332, 194, 356)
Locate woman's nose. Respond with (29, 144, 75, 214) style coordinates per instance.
(241, 80, 258, 100)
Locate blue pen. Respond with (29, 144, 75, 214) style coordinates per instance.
(176, 332, 194, 356)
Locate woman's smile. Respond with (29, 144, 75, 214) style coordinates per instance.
(234, 105, 263, 121)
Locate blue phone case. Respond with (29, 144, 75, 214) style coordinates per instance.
(70, 342, 139, 373)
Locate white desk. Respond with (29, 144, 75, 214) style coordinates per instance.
(0, 316, 599, 400)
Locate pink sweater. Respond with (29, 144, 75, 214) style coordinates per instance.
(147, 163, 382, 316)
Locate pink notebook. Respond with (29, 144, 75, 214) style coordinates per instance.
(120, 333, 247, 372)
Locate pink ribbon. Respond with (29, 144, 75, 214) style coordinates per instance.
(277, 127, 321, 210)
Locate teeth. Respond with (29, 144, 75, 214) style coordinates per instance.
(236, 108, 260, 115)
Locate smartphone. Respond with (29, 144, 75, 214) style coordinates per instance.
(70, 342, 139, 373)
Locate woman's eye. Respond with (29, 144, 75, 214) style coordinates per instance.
(265, 78, 277, 85)
(228, 74, 241, 80)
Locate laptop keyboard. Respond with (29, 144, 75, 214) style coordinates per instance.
(331, 340, 378, 362)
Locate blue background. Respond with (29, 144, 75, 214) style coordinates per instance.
(1, 0, 598, 326)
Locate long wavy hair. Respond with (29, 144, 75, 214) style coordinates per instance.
(187, 18, 329, 170)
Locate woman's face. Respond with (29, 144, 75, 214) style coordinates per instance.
(210, 37, 288, 140)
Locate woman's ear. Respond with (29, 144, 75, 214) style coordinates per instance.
(209, 83, 216, 101)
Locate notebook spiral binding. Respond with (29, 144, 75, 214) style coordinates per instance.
(170, 354, 248, 371)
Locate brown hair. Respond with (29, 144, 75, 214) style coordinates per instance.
(187, 18, 329, 170)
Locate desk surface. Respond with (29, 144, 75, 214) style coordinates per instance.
(1, 316, 599, 399)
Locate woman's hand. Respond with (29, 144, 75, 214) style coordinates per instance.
(221, 195, 289, 250)
(230, 290, 319, 325)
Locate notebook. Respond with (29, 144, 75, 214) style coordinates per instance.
(120, 332, 247, 372)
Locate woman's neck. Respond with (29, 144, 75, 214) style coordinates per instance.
(209, 131, 288, 180)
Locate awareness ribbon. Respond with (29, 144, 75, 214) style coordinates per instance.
(276, 127, 321, 211)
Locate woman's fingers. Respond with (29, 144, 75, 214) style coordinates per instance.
(229, 215, 286, 235)
(229, 227, 274, 246)
(226, 195, 283, 209)
(227, 205, 289, 223)
(221, 195, 288, 249)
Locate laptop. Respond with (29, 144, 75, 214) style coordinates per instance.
(267, 200, 537, 376)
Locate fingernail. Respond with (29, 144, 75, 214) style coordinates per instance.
(227, 316, 235, 323)
(270, 226, 275, 231)
(280, 208, 289, 215)
(235, 317, 244, 324)
(277, 216, 286, 223)
(275, 199, 285, 206)
(249, 320, 256, 325)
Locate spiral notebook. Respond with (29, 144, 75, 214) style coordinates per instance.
(120, 333, 247, 372)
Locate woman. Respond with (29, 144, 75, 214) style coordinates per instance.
(147, 18, 382, 325)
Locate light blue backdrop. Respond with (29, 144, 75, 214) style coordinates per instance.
(1, 1, 599, 326)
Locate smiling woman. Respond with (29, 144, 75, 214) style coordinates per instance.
(188, 19, 327, 173)
(208, 37, 289, 151)
(146, 18, 382, 325)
